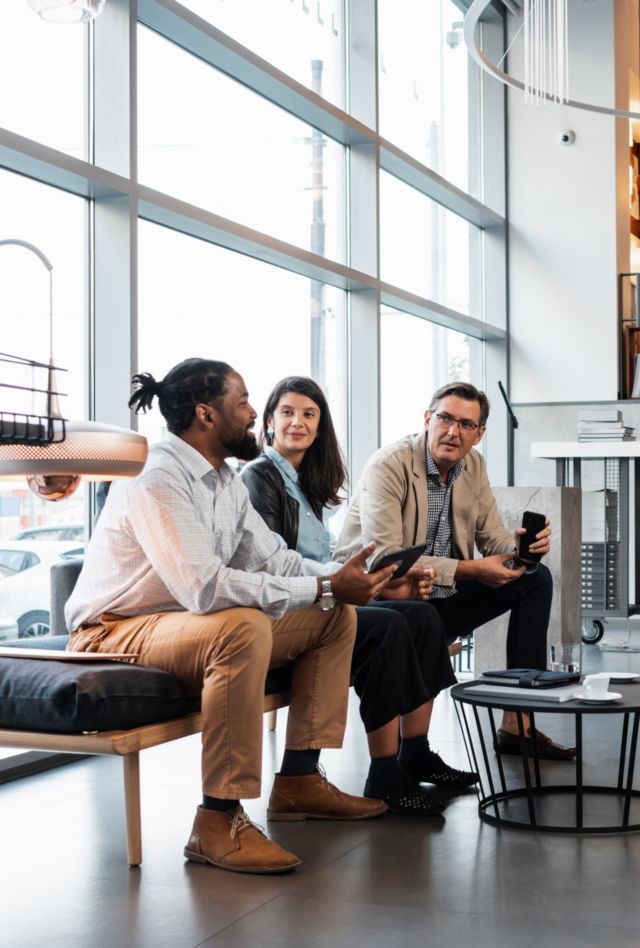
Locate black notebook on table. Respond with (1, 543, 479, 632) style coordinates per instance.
(480, 668, 580, 689)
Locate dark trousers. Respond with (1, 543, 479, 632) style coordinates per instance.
(429, 563, 552, 670)
(351, 600, 456, 734)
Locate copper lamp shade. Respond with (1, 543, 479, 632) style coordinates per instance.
(0, 420, 148, 479)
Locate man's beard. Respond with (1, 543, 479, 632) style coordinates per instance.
(223, 430, 259, 461)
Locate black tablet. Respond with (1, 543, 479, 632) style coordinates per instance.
(370, 543, 427, 579)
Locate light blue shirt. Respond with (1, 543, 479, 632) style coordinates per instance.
(265, 446, 331, 564)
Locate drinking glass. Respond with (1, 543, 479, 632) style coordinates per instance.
(549, 643, 581, 674)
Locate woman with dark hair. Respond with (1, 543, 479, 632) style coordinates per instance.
(68, 358, 407, 875)
(242, 376, 478, 818)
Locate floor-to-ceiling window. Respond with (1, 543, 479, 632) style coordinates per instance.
(0, 0, 507, 772)
(137, 223, 348, 451)
(0, 166, 87, 656)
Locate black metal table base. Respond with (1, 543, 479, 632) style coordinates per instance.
(453, 685, 640, 835)
(478, 785, 640, 834)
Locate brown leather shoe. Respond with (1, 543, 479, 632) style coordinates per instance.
(495, 728, 576, 761)
(184, 805, 301, 874)
(267, 769, 388, 821)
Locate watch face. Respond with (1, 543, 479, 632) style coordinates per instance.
(319, 590, 335, 611)
(318, 577, 335, 610)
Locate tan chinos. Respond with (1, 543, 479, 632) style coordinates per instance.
(69, 602, 357, 798)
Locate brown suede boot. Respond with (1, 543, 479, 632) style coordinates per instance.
(267, 769, 388, 821)
(184, 805, 301, 874)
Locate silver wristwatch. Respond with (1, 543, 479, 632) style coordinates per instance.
(318, 577, 336, 611)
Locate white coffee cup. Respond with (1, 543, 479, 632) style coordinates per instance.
(583, 674, 610, 699)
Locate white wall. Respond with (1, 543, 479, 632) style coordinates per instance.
(507, 0, 622, 403)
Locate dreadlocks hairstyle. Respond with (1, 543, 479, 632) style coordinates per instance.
(129, 358, 233, 435)
(261, 376, 347, 510)
(428, 381, 490, 427)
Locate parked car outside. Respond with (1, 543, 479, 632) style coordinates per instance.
(12, 523, 85, 543)
(0, 540, 84, 639)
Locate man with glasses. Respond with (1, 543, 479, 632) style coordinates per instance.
(336, 382, 574, 761)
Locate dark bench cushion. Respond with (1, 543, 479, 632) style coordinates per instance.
(0, 636, 293, 734)
(0, 645, 193, 734)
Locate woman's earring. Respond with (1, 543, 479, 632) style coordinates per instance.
(266, 427, 274, 445)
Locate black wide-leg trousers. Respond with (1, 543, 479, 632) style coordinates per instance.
(351, 600, 456, 734)
(429, 563, 553, 670)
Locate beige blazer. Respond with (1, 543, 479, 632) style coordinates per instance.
(334, 430, 514, 587)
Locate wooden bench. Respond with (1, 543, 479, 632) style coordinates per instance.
(0, 690, 291, 867)
(0, 560, 293, 867)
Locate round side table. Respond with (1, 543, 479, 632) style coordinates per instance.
(452, 681, 640, 834)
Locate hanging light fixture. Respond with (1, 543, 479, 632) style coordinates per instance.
(522, 0, 569, 105)
(26, 0, 105, 25)
(464, 0, 640, 121)
(0, 239, 147, 501)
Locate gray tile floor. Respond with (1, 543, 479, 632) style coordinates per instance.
(2, 643, 640, 948)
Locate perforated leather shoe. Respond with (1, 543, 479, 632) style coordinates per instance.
(184, 805, 301, 874)
(267, 768, 387, 821)
(402, 751, 479, 789)
(364, 772, 447, 818)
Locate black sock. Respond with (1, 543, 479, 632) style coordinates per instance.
(202, 795, 240, 812)
(366, 755, 404, 788)
(398, 734, 433, 767)
(279, 748, 321, 777)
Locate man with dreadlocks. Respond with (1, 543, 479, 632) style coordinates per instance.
(65, 358, 415, 875)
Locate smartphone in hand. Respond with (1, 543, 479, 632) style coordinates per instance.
(518, 510, 546, 562)
(370, 543, 427, 579)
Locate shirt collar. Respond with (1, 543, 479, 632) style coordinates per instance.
(265, 445, 299, 486)
(425, 445, 465, 485)
(162, 431, 234, 485)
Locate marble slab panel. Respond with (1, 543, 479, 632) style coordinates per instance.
(471, 486, 582, 675)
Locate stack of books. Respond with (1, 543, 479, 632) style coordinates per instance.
(465, 682, 578, 703)
(577, 409, 635, 441)
(464, 668, 581, 703)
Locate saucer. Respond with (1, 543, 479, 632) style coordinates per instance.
(591, 672, 640, 684)
(574, 691, 622, 704)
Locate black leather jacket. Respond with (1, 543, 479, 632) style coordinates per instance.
(240, 454, 304, 549)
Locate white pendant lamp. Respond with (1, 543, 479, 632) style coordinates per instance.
(464, 0, 640, 121)
(26, 0, 105, 24)
(0, 239, 147, 500)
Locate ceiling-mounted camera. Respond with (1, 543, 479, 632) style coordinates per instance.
(446, 21, 464, 49)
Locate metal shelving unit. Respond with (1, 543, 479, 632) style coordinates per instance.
(531, 442, 640, 647)
(0, 352, 66, 447)
(581, 461, 622, 643)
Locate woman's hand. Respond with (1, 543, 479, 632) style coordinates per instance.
(379, 566, 435, 602)
(329, 543, 397, 605)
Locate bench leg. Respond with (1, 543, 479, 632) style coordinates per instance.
(267, 709, 278, 731)
(123, 752, 142, 867)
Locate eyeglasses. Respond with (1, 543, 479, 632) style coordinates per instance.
(434, 411, 482, 433)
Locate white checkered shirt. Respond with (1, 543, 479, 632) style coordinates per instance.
(65, 433, 332, 630)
